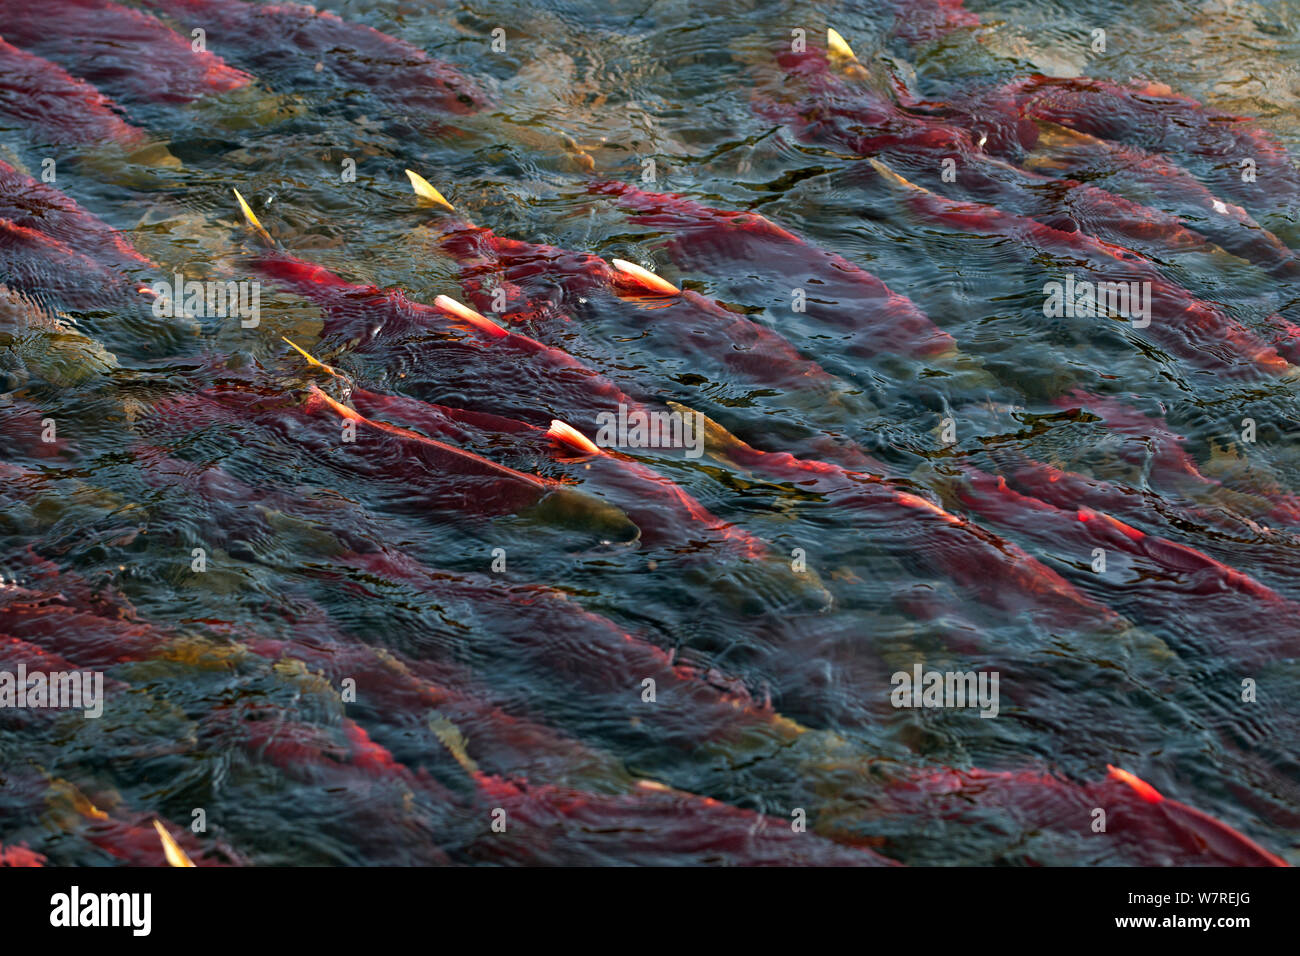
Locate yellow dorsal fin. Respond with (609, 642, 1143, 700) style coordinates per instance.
(826, 27, 871, 81)
(405, 169, 455, 211)
(232, 187, 273, 245)
(282, 336, 346, 380)
(867, 157, 928, 193)
(153, 820, 196, 867)
(827, 28, 856, 61)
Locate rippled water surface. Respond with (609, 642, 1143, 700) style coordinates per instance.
(2, 0, 1300, 866)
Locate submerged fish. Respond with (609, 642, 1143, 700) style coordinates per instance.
(0, 218, 144, 313)
(465, 775, 895, 866)
(101, 450, 877, 837)
(589, 178, 957, 362)
(976, 75, 1300, 242)
(864, 157, 1291, 378)
(136, 0, 489, 118)
(948, 463, 1300, 665)
(678, 402, 1124, 634)
(325, 175, 877, 462)
(0, 206, 193, 362)
(285, 343, 768, 559)
(9, 398, 1287, 865)
(309, 384, 641, 543)
(2, 0, 1293, 867)
(0, 545, 462, 864)
(948, 104, 1300, 279)
(856, 0, 980, 47)
(446, 228, 859, 409)
(0, 0, 253, 106)
(0, 38, 145, 147)
(1047, 390, 1300, 532)
(0, 284, 119, 387)
(236, 196, 1150, 636)
(0, 771, 223, 866)
(145, 380, 641, 544)
(244, 242, 645, 437)
(399, 175, 882, 469)
(0, 160, 156, 275)
(822, 764, 1287, 866)
(763, 42, 1260, 277)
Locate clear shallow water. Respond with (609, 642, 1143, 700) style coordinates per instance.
(1, 0, 1299, 865)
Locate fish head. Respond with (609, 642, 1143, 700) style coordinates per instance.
(525, 486, 641, 545)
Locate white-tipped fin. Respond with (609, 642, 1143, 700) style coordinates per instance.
(433, 294, 508, 338)
(547, 419, 603, 456)
(609, 258, 679, 295)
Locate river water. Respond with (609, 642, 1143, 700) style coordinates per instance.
(1, 0, 1298, 865)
